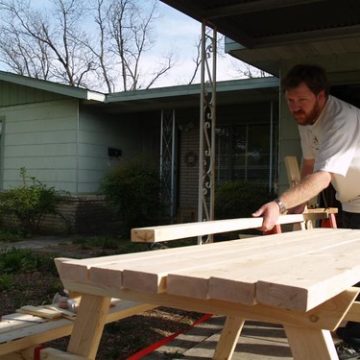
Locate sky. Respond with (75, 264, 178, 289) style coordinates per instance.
(2, 0, 262, 89)
(148, 1, 246, 87)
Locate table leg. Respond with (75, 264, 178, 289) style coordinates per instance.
(284, 325, 338, 360)
(213, 316, 245, 360)
(67, 294, 112, 360)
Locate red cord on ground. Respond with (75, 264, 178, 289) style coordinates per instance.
(126, 313, 212, 360)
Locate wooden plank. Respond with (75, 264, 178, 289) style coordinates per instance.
(0, 314, 46, 335)
(284, 155, 301, 186)
(67, 295, 111, 359)
(284, 326, 338, 360)
(344, 301, 360, 322)
(40, 347, 85, 360)
(284, 155, 318, 208)
(131, 214, 306, 243)
(17, 306, 63, 319)
(59, 281, 358, 332)
(213, 316, 244, 360)
(166, 230, 354, 303)
(0, 301, 154, 356)
(209, 243, 360, 310)
(1, 319, 73, 356)
(122, 230, 319, 293)
(56, 228, 341, 285)
(44, 305, 76, 320)
(58, 228, 322, 284)
(97, 230, 340, 294)
(0, 348, 34, 360)
(255, 240, 360, 311)
(165, 231, 330, 300)
(305, 207, 338, 214)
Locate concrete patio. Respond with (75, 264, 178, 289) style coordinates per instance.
(145, 315, 342, 359)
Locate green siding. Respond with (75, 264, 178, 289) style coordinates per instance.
(0, 80, 66, 107)
(0, 99, 79, 192)
(78, 107, 149, 193)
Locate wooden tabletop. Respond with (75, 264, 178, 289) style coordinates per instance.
(55, 228, 360, 312)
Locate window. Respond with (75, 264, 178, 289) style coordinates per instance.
(216, 123, 274, 186)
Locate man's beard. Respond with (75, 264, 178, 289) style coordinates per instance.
(293, 101, 322, 126)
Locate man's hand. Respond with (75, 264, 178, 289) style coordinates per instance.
(252, 201, 280, 232)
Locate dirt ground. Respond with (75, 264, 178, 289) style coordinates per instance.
(0, 240, 203, 360)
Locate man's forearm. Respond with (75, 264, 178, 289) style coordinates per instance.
(280, 171, 331, 210)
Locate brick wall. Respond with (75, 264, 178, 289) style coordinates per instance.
(177, 122, 199, 223)
(3, 195, 116, 235)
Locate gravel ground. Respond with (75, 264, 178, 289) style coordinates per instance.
(0, 239, 203, 360)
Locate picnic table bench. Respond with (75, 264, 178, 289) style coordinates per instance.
(34, 212, 360, 360)
(0, 300, 154, 360)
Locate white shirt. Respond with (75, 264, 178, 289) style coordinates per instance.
(298, 95, 360, 212)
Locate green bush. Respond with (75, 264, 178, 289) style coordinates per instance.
(215, 181, 275, 220)
(0, 274, 13, 291)
(0, 168, 68, 234)
(0, 248, 57, 274)
(101, 158, 165, 236)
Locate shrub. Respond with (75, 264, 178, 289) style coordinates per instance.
(101, 158, 165, 236)
(0, 168, 68, 235)
(0, 248, 57, 274)
(215, 181, 275, 220)
(0, 274, 13, 291)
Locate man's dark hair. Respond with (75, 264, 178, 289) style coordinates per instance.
(281, 64, 329, 96)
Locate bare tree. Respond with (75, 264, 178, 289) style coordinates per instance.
(83, 0, 115, 92)
(234, 62, 269, 79)
(188, 32, 225, 85)
(0, 1, 52, 79)
(106, 0, 174, 91)
(188, 37, 201, 85)
(0, 0, 175, 91)
(0, 0, 95, 87)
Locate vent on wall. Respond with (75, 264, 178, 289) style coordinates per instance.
(108, 147, 122, 158)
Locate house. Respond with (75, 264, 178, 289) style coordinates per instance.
(0, 71, 279, 232)
(160, 0, 360, 196)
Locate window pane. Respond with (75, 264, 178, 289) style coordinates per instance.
(216, 123, 271, 184)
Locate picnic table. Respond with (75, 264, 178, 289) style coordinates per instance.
(52, 226, 360, 360)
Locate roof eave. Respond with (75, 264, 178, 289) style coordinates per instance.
(0, 71, 105, 102)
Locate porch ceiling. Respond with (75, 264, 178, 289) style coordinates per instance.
(160, 0, 360, 75)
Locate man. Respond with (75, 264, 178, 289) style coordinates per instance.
(253, 64, 360, 359)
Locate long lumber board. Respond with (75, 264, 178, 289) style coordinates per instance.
(305, 207, 338, 214)
(0, 300, 154, 356)
(59, 279, 358, 333)
(57, 229, 344, 290)
(55, 229, 284, 282)
(0, 314, 46, 335)
(131, 214, 306, 242)
(121, 229, 352, 294)
(165, 229, 356, 303)
(55, 229, 340, 282)
(165, 229, 355, 303)
(208, 232, 360, 311)
(93, 230, 322, 292)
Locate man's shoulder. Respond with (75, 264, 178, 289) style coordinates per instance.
(325, 95, 360, 122)
(330, 95, 360, 112)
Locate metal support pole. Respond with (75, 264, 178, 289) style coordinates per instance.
(160, 109, 176, 221)
(198, 22, 217, 244)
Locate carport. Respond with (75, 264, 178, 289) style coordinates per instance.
(160, 0, 360, 239)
